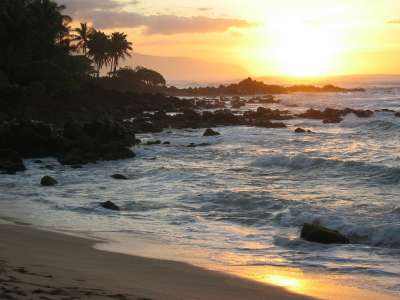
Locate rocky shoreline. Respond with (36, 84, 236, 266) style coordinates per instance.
(1, 91, 392, 175)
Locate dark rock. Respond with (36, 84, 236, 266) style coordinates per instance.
(203, 128, 220, 136)
(100, 144, 135, 161)
(45, 165, 55, 170)
(0, 121, 63, 158)
(111, 174, 128, 180)
(295, 128, 306, 133)
(323, 117, 343, 124)
(100, 201, 120, 211)
(145, 140, 161, 145)
(254, 121, 286, 128)
(58, 149, 97, 165)
(395, 112, 400, 118)
(0, 149, 26, 174)
(34, 160, 43, 164)
(163, 141, 171, 145)
(300, 223, 350, 244)
(187, 143, 196, 148)
(40, 176, 58, 186)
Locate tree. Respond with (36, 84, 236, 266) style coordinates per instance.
(71, 22, 93, 56)
(87, 30, 111, 77)
(109, 32, 133, 74)
(134, 67, 166, 86)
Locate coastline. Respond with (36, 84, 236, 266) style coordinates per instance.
(0, 222, 316, 300)
(0, 221, 398, 300)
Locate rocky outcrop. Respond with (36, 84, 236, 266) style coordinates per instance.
(100, 201, 120, 211)
(0, 121, 63, 158)
(295, 128, 313, 133)
(0, 120, 137, 169)
(203, 128, 220, 136)
(0, 149, 26, 174)
(300, 223, 350, 244)
(111, 174, 128, 180)
(40, 176, 58, 186)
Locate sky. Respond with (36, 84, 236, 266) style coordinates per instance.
(60, 0, 400, 78)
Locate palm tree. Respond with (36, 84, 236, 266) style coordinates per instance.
(71, 22, 93, 56)
(108, 32, 133, 74)
(87, 30, 110, 77)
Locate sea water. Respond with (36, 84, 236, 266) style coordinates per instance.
(1, 86, 400, 297)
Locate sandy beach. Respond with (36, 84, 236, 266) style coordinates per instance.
(0, 223, 317, 300)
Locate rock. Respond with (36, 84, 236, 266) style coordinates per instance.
(0, 121, 63, 158)
(145, 140, 161, 145)
(254, 121, 286, 128)
(100, 144, 135, 161)
(111, 174, 128, 180)
(395, 112, 400, 118)
(163, 141, 171, 145)
(323, 117, 343, 124)
(58, 149, 97, 165)
(100, 201, 120, 211)
(203, 128, 220, 136)
(300, 223, 350, 244)
(295, 128, 306, 133)
(187, 143, 196, 148)
(34, 160, 43, 164)
(40, 176, 58, 186)
(45, 165, 55, 170)
(0, 149, 26, 174)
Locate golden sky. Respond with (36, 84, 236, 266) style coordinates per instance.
(63, 0, 400, 78)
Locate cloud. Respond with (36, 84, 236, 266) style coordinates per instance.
(87, 11, 255, 34)
(59, 0, 255, 35)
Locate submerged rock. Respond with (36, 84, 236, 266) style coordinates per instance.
(294, 128, 313, 133)
(100, 201, 120, 211)
(111, 174, 128, 180)
(145, 140, 161, 145)
(0, 149, 26, 175)
(40, 176, 58, 186)
(300, 223, 350, 244)
(203, 128, 220, 136)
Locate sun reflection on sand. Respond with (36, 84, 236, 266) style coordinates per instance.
(267, 275, 302, 290)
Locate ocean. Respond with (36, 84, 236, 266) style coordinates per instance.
(1, 85, 400, 297)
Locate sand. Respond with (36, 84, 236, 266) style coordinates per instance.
(0, 223, 316, 300)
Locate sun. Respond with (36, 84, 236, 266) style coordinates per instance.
(270, 21, 341, 78)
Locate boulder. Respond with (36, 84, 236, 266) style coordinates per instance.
(40, 176, 58, 186)
(300, 223, 350, 244)
(145, 140, 161, 145)
(203, 128, 220, 136)
(254, 121, 286, 128)
(111, 174, 128, 180)
(0, 149, 26, 174)
(295, 128, 306, 133)
(100, 201, 120, 211)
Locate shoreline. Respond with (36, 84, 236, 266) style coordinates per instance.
(0, 220, 398, 300)
(0, 222, 316, 300)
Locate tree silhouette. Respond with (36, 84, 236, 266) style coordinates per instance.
(71, 23, 93, 56)
(87, 30, 110, 77)
(109, 32, 133, 74)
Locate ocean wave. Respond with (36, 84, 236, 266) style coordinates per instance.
(251, 154, 400, 183)
(278, 208, 400, 249)
(343, 119, 400, 131)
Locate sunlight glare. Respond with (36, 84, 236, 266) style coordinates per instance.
(269, 19, 341, 77)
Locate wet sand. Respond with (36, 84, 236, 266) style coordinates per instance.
(0, 223, 316, 300)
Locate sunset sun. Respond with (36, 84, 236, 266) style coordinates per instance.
(270, 21, 340, 77)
